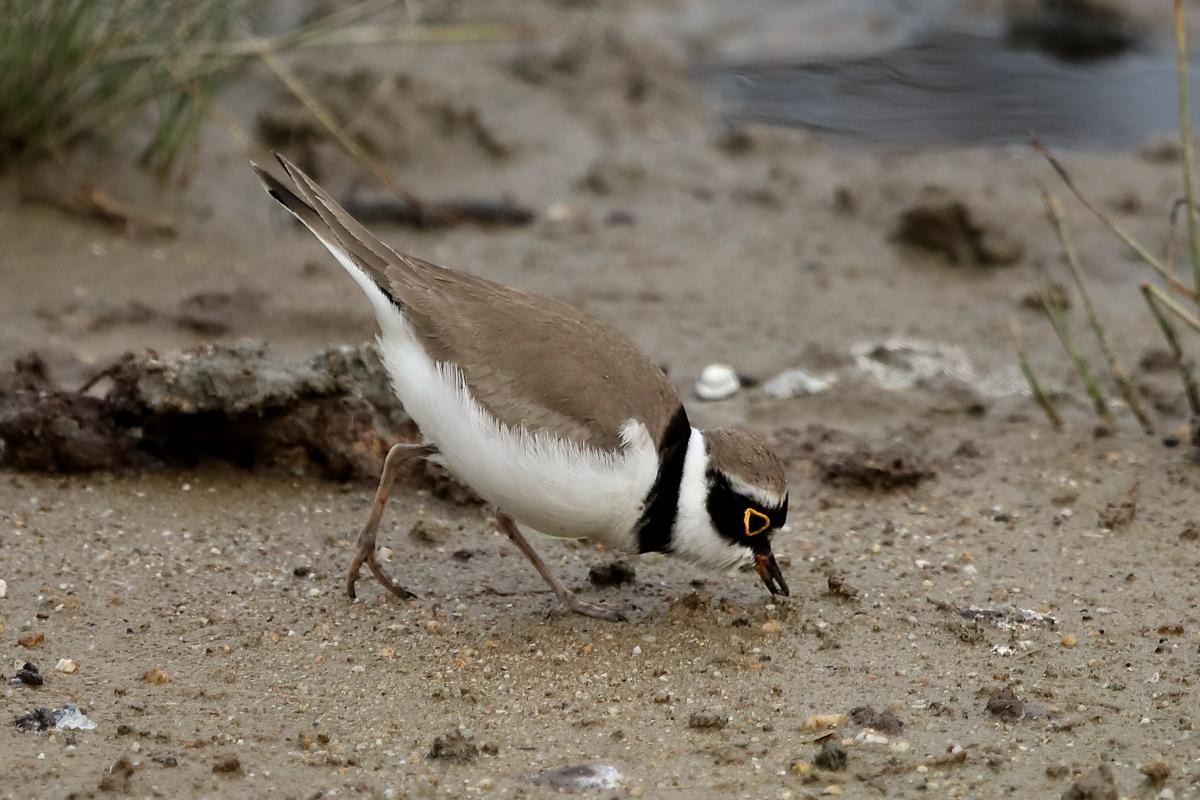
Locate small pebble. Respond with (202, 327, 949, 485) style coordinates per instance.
(1061, 633, 1079, 648)
(410, 519, 452, 545)
(688, 710, 729, 730)
(1140, 760, 1171, 784)
(853, 730, 888, 745)
(760, 619, 784, 636)
(589, 561, 636, 587)
(8, 662, 43, 687)
(802, 714, 847, 731)
(694, 363, 740, 401)
(212, 754, 242, 774)
(18, 632, 44, 648)
(143, 667, 170, 685)
(545, 202, 577, 223)
(54, 659, 78, 674)
(0, 579, 7, 599)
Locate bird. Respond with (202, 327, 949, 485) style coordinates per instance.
(252, 154, 790, 620)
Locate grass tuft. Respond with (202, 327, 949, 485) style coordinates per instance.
(1041, 191, 1152, 432)
(0, 0, 429, 174)
(0, 0, 256, 172)
(1174, 0, 1200, 297)
(1008, 316, 1063, 430)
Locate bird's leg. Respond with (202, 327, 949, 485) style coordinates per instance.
(347, 442, 437, 600)
(494, 513, 626, 622)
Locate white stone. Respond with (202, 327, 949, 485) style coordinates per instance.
(762, 368, 832, 399)
(694, 363, 740, 401)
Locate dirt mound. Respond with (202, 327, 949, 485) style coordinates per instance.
(0, 343, 475, 498)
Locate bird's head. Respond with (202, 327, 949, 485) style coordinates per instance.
(671, 427, 790, 595)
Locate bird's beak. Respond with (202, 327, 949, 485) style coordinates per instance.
(754, 551, 790, 596)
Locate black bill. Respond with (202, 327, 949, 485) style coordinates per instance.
(754, 551, 790, 596)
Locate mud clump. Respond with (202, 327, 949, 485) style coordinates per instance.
(409, 519, 453, 546)
(984, 686, 1045, 721)
(893, 194, 1023, 267)
(212, 754, 243, 775)
(849, 706, 903, 734)
(428, 730, 478, 763)
(174, 287, 268, 335)
(775, 424, 937, 491)
(0, 344, 476, 494)
(1008, 0, 1141, 63)
(588, 560, 636, 588)
(814, 739, 847, 771)
(98, 756, 137, 792)
(687, 710, 729, 731)
(0, 353, 136, 471)
(7, 662, 44, 687)
(1061, 763, 1119, 800)
(815, 441, 934, 490)
(13, 707, 56, 732)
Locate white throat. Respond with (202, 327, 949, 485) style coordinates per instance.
(670, 428, 751, 570)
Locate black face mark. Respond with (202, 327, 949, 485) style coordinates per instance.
(704, 471, 788, 552)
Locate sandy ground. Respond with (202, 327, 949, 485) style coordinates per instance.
(2, 1, 1200, 798)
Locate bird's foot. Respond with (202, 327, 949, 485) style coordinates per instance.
(549, 592, 627, 622)
(346, 544, 417, 601)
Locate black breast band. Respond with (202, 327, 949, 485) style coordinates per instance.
(635, 406, 691, 553)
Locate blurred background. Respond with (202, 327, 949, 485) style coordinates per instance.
(0, 0, 1191, 420)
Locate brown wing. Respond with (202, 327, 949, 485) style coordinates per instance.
(256, 155, 683, 452)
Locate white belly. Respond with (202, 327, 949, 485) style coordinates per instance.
(377, 327, 657, 550)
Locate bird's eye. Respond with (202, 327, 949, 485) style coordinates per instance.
(743, 508, 771, 537)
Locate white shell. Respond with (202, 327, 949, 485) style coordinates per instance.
(694, 363, 740, 401)
(763, 368, 833, 398)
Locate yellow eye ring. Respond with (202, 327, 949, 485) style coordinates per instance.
(744, 508, 771, 537)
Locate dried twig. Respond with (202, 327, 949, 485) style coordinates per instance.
(1042, 192, 1151, 431)
(1040, 276, 1114, 426)
(1142, 283, 1200, 416)
(111, 22, 521, 62)
(1147, 281, 1200, 335)
(1175, 0, 1200, 297)
(1032, 139, 1199, 302)
(1164, 198, 1188, 277)
(1009, 316, 1062, 429)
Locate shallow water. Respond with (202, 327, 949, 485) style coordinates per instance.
(697, 30, 1199, 150)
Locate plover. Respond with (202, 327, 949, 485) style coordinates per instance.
(253, 155, 789, 620)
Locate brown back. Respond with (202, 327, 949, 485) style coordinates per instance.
(258, 156, 683, 453)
